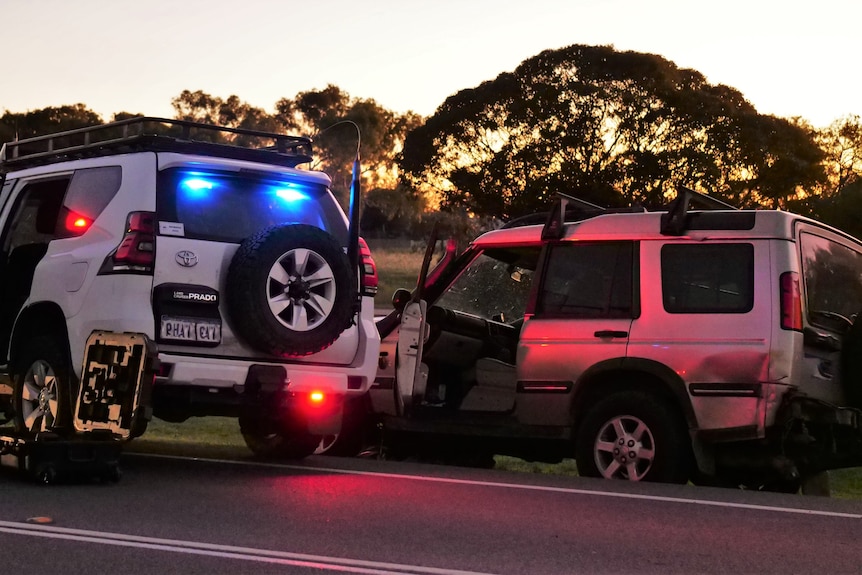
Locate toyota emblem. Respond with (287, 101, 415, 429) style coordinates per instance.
(175, 250, 198, 267)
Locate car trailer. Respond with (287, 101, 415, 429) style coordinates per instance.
(0, 331, 156, 484)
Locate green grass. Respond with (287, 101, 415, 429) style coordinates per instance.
(365, 239, 433, 309)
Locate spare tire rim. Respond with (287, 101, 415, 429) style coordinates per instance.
(267, 247, 337, 332)
(593, 414, 655, 481)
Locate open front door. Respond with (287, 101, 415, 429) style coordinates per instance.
(395, 299, 427, 415)
(393, 225, 438, 415)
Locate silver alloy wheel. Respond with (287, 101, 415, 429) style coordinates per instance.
(20, 359, 60, 433)
(267, 247, 337, 332)
(593, 414, 656, 481)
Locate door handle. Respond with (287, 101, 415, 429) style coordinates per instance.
(594, 330, 628, 339)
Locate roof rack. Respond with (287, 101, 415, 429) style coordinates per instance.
(0, 116, 314, 172)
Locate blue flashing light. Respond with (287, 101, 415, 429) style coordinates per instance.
(179, 177, 215, 198)
(275, 187, 309, 202)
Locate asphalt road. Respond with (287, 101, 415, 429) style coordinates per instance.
(1, 451, 860, 575)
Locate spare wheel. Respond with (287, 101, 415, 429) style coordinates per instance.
(226, 224, 355, 356)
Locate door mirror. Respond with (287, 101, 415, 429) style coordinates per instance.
(392, 288, 412, 312)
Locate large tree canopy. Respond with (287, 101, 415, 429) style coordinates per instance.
(399, 44, 826, 219)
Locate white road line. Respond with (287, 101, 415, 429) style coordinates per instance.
(130, 453, 862, 520)
(0, 520, 497, 575)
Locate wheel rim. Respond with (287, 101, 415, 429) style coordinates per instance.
(20, 359, 60, 433)
(267, 247, 337, 332)
(593, 414, 656, 481)
(314, 434, 339, 455)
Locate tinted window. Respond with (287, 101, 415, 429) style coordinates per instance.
(800, 232, 862, 331)
(156, 169, 346, 244)
(1, 177, 70, 252)
(537, 242, 635, 318)
(662, 243, 753, 313)
(64, 166, 122, 219)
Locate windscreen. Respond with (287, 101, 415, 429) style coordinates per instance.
(156, 168, 347, 244)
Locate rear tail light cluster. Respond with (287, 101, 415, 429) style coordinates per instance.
(358, 237, 378, 297)
(99, 211, 156, 275)
(780, 271, 803, 331)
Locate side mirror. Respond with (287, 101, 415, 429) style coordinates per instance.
(392, 288, 412, 312)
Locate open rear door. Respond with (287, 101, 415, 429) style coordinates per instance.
(394, 225, 438, 415)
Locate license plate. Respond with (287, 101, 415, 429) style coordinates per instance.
(160, 316, 221, 343)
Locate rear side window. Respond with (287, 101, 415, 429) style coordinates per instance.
(537, 242, 636, 318)
(800, 232, 862, 331)
(156, 169, 347, 244)
(661, 243, 754, 313)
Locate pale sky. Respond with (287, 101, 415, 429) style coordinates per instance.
(3, 0, 859, 128)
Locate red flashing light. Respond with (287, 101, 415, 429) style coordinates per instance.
(63, 210, 93, 235)
(309, 391, 325, 404)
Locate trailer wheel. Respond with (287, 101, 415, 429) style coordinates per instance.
(13, 336, 75, 435)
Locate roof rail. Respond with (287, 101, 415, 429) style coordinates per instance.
(0, 116, 313, 172)
(660, 186, 738, 236)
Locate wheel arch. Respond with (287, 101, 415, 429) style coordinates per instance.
(571, 357, 696, 432)
(9, 301, 72, 373)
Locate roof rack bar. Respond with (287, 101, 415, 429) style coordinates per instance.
(1, 117, 314, 172)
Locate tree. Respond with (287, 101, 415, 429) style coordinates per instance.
(0, 104, 103, 143)
(399, 44, 825, 219)
(275, 85, 423, 212)
(171, 90, 281, 143)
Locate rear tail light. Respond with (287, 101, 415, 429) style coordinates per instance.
(780, 271, 803, 331)
(99, 211, 156, 275)
(358, 237, 378, 297)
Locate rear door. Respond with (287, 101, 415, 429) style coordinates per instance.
(518, 241, 637, 427)
(796, 225, 862, 404)
(153, 162, 357, 363)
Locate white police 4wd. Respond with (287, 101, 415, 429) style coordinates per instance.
(372, 192, 862, 491)
(0, 117, 379, 459)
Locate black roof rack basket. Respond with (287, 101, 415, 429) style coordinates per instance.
(0, 116, 314, 171)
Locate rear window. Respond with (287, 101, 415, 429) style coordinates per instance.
(156, 168, 347, 244)
(800, 232, 862, 331)
(661, 243, 754, 314)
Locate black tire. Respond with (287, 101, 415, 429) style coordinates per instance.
(239, 416, 322, 460)
(313, 399, 367, 457)
(575, 390, 691, 484)
(226, 224, 355, 357)
(13, 336, 76, 435)
(840, 313, 862, 409)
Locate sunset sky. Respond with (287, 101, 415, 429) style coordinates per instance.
(3, 0, 859, 128)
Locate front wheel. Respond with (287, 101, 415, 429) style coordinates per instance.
(239, 416, 321, 460)
(13, 336, 75, 435)
(576, 390, 691, 484)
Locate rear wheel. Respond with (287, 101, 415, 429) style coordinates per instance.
(239, 416, 321, 460)
(13, 336, 75, 435)
(576, 390, 691, 484)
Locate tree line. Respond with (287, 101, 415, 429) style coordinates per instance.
(3, 44, 862, 239)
